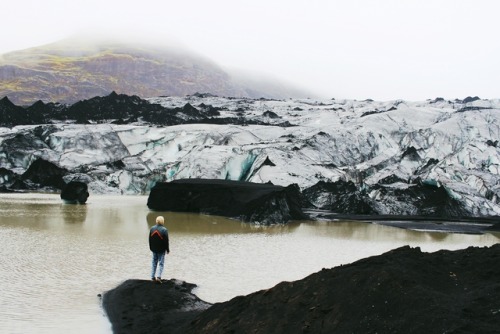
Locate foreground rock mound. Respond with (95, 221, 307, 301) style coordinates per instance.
(187, 245, 500, 334)
(147, 179, 306, 225)
(102, 279, 211, 334)
(103, 245, 500, 334)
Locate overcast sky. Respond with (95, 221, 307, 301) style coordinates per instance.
(2, 0, 499, 101)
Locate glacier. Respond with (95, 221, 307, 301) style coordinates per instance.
(1, 94, 500, 217)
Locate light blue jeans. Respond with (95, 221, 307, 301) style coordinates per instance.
(151, 251, 166, 279)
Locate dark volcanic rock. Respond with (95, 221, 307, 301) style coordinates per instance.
(303, 179, 470, 217)
(263, 110, 279, 118)
(25, 100, 67, 122)
(401, 146, 420, 160)
(67, 91, 165, 123)
(21, 158, 67, 190)
(303, 180, 376, 214)
(60, 181, 89, 204)
(372, 181, 469, 217)
(0, 96, 30, 127)
(185, 245, 500, 334)
(0, 97, 67, 126)
(198, 103, 222, 116)
(102, 279, 211, 334)
(377, 174, 407, 185)
(103, 245, 500, 334)
(0, 92, 185, 126)
(147, 179, 306, 225)
(486, 140, 499, 148)
(461, 96, 481, 103)
(0, 92, 295, 127)
(175, 103, 205, 120)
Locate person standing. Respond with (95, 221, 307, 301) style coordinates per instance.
(149, 216, 170, 283)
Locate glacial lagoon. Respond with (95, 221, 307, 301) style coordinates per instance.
(0, 193, 498, 334)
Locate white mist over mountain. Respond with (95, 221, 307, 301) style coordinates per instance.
(2, 0, 500, 101)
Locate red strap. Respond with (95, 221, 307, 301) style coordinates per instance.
(150, 230, 164, 239)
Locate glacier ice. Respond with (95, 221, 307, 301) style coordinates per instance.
(1, 95, 500, 217)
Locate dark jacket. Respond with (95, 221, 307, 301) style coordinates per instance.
(149, 224, 170, 253)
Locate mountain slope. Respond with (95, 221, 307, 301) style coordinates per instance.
(0, 38, 309, 105)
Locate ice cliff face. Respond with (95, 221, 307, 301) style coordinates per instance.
(1, 94, 500, 217)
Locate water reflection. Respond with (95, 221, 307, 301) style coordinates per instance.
(146, 211, 300, 235)
(297, 220, 499, 252)
(0, 193, 498, 334)
(61, 203, 88, 224)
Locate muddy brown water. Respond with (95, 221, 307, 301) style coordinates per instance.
(0, 193, 498, 334)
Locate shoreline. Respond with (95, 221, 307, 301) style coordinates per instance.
(305, 209, 500, 234)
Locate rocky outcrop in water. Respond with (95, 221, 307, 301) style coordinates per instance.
(60, 181, 89, 204)
(103, 244, 500, 334)
(147, 179, 306, 225)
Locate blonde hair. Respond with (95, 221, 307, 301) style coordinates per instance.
(156, 216, 165, 225)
